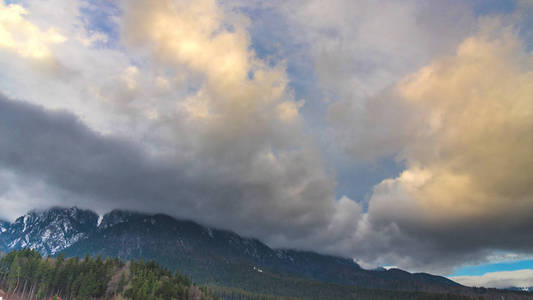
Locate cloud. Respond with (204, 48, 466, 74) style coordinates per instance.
(451, 269, 533, 289)
(274, 0, 533, 273)
(296, 1, 475, 162)
(2, 0, 533, 277)
(340, 20, 533, 273)
(0, 93, 362, 251)
(0, 0, 363, 260)
(374, 19, 533, 224)
(0, 2, 66, 59)
(120, 0, 303, 136)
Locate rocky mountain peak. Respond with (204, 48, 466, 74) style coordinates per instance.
(0, 220, 9, 233)
(98, 209, 145, 230)
(2, 206, 98, 255)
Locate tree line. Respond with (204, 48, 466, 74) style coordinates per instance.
(0, 249, 218, 300)
(0, 249, 493, 300)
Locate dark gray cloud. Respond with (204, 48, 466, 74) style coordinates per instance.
(0, 0, 362, 266)
(4, 89, 532, 275)
(0, 94, 360, 256)
(0, 94, 186, 213)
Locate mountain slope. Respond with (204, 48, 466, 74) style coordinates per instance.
(0, 207, 98, 255)
(1, 207, 531, 299)
(62, 210, 460, 293)
(0, 220, 9, 251)
(0, 220, 8, 233)
(1, 248, 488, 300)
(0, 249, 218, 300)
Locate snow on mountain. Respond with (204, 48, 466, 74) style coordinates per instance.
(0, 220, 10, 252)
(2, 207, 98, 255)
(98, 209, 142, 230)
(0, 220, 9, 233)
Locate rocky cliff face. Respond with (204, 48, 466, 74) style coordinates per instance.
(0, 207, 98, 255)
(0, 220, 10, 251)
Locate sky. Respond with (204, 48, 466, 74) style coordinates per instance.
(0, 0, 533, 289)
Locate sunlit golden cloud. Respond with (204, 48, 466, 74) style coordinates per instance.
(122, 0, 301, 124)
(371, 19, 533, 225)
(0, 2, 65, 59)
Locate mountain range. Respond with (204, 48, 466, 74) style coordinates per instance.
(0, 207, 530, 299)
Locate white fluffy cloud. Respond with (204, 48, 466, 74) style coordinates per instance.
(342, 20, 533, 273)
(451, 270, 533, 289)
(0, 2, 66, 59)
(281, 0, 476, 160)
(371, 19, 533, 226)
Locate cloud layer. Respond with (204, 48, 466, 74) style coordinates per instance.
(0, 0, 361, 258)
(451, 269, 533, 289)
(0, 0, 533, 275)
(325, 19, 533, 273)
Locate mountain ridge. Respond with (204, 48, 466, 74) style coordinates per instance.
(0, 207, 454, 288)
(1, 207, 531, 299)
(1, 207, 98, 256)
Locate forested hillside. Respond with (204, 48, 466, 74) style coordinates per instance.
(0, 249, 519, 300)
(0, 249, 217, 300)
(1, 208, 532, 299)
(0, 208, 467, 295)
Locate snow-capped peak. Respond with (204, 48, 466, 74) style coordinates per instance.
(2, 207, 99, 256)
